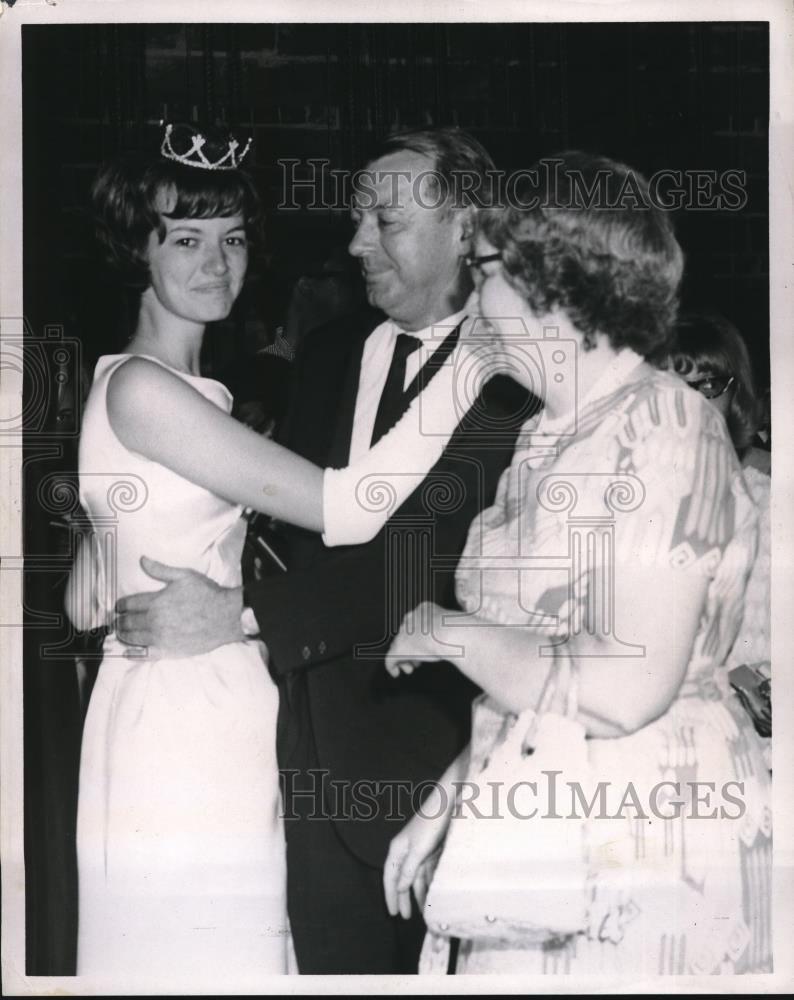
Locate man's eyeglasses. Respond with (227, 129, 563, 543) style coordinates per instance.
(687, 373, 735, 399)
(465, 252, 503, 272)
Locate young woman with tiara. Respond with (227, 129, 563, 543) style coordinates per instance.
(67, 123, 485, 979)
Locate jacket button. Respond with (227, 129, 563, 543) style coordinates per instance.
(302, 646, 311, 661)
(318, 641, 327, 655)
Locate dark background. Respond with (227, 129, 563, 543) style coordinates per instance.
(21, 21, 769, 975)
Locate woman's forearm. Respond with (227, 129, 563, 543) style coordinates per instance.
(429, 609, 688, 737)
(438, 744, 471, 797)
(108, 343, 488, 545)
(419, 744, 472, 820)
(415, 565, 709, 735)
(431, 611, 558, 716)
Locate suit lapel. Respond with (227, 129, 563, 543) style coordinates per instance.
(329, 317, 467, 469)
(403, 323, 461, 405)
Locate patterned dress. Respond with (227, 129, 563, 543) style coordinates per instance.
(726, 464, 771, 670)
(726, 464, 771, 770)
(420, 350, 772, 976)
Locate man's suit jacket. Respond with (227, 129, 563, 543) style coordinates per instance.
(246, 309, 534, 868)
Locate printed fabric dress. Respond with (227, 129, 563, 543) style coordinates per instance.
(420, 351, 772, 976)
(725, 464, 771, 770)
(76, 355, 291, 978)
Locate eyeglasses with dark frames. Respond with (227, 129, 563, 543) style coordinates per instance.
(465, 252, 503, 271)
(687, 373, 735, 399)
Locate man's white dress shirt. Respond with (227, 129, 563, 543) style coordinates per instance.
(323, 311, 474, 546)
(348, 311, 466, 462)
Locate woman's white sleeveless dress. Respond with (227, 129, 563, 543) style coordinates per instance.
(75, 339, 471, 981)
(76, 355, 291, 977)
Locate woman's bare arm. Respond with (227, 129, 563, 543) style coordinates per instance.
(107, 357, 325, 530)
(107, 346, 483, 543)
(388, 564, 709, 737)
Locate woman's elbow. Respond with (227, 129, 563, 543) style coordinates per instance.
(322, 466, 402, 547)
(604, 691, 679, 737)
(322, 508, 384, 547)
(323, 524, 381, 548)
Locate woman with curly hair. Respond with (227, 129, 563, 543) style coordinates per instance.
(384, 152, 771, 975)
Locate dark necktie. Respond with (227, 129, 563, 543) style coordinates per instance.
(370, 326, 463, 446)
(370, 333, 422, 446)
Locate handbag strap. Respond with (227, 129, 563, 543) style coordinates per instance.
(512, 653, 580, 753)
(562, 652, 580, 720)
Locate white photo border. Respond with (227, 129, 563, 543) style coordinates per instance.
(1, 0, 792, 994)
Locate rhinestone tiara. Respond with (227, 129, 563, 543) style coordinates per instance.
(160, 122, 252, 171)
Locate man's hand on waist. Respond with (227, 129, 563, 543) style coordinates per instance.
(114, 555, 245, 657)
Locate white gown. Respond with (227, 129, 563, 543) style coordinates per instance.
(76, 355, 292, 976)
(75, 346, 472, 980)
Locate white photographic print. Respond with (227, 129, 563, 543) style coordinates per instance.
(1, 0, 792, 994)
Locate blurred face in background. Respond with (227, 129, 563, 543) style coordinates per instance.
(681, 367, 735, 420)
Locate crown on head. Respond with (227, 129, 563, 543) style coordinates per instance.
(160, 122, 252, 171)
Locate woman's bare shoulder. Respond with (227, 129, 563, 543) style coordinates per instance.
(107, 356, 200, 411)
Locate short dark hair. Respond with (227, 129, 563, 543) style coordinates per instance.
(370, 126, 496, 213)
(92, 148, 262, 286)
(479, 150, 684, 354)
(655, 312, 761, 452)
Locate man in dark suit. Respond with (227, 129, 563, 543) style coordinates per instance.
(115, 128, 532, 973)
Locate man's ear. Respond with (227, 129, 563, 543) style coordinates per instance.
(457, 206, 476, 254)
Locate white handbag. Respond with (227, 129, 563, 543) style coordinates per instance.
(423, 656, 591, 943)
